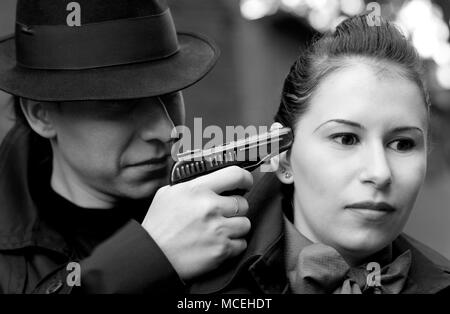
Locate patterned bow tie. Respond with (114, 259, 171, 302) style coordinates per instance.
(290, 243, 412, 294)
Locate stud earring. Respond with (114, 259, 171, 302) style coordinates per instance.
(284, 172, 291, 179)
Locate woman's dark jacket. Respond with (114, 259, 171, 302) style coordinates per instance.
(0, 124, 184, 293)
(189, 172, 450, 294)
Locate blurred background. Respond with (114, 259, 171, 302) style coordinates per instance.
(0, 0, 449, 259)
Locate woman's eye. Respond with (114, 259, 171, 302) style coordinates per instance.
(331, 133, 359, 146)
(389, 139, 416, 152)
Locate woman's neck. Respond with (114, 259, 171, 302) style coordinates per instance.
(292, 196, 373, 267)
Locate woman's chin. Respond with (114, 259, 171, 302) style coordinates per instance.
(329, 228, 395, 258)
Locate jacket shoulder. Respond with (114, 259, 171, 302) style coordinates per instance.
(399, 234, 450, 272)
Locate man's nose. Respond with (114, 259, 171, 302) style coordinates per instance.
(359, 142, 392, 189)
(138, 98, 175, 144)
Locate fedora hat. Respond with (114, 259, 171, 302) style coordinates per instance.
(0, 0, 219, 101)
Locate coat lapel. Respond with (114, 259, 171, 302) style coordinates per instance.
(395, 235, 450, 293)
(189, 173, 288, 294)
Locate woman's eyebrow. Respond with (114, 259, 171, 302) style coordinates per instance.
(314, 119, 424, 134)
(389, 126, 424, 134)
(314, 119, 363, 132)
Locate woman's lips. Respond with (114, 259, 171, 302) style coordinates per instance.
(345, 201, 396, 212)
(345, 201, 397, 221)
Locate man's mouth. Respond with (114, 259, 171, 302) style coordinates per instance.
(131, 154, 170, 167)
(126, 154, 171, 180)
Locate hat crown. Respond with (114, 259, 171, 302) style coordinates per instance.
(17, 0, 168, 25)
(14, 0, 179, 70)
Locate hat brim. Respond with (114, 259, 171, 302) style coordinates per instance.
(0, 32, 219, 101)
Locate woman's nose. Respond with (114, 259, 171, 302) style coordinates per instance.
(359, 143, 392, 189)
(138, 98, 176, 144)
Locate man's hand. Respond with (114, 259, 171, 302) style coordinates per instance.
(141, 166, 253, 281)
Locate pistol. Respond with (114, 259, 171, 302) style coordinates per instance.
(170, 127, 293, 185)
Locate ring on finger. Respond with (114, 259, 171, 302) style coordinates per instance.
(232, 197, 239, 216)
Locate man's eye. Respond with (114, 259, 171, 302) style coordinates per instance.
(388, 139, 416, 152)
(331, 133, 359, 146)
(96, 102, 136, 119)
(105, 104, 132, 113)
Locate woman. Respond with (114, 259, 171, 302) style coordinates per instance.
(189, 15, 450, 294)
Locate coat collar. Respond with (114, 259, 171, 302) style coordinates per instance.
(395, 234, 450, 293)
(190, 173, 450, 294)
(0, 123, 68, 255)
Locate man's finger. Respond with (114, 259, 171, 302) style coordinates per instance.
(218, 195, 249, 218)
(227, 239, 248, 258)
(192, 166, 253, 194)
(222, 216, 251, 239)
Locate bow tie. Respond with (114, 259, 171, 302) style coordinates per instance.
(290, 243, 412, 294)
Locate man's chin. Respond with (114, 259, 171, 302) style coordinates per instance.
(119, 177, 168, 200)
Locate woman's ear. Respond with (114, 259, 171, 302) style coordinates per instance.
(271, 151, 294, 184)
(270, 122, 294, 184)
(19, 98, 57, 139)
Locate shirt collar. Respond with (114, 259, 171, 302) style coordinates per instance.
(284, 215, 312, 273)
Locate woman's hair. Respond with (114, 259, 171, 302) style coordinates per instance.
(274, 14, 430, 130)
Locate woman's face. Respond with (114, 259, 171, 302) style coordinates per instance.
(284, 62, 428, 262)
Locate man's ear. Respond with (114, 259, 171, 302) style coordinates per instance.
(269, 122, 294, 184)
(19, 98, 57, 139)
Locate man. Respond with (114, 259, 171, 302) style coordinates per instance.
(0, 0, 252, 293)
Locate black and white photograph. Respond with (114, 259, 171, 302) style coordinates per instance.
(0, 0, 449, 304)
